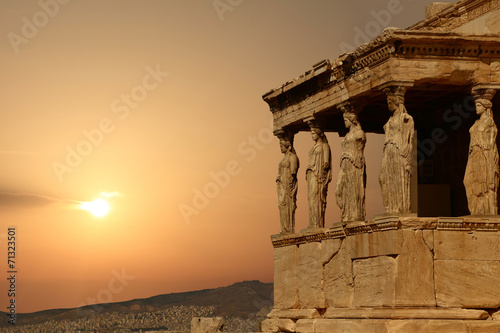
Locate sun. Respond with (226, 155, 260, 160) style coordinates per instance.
(80, 198, 110, 217)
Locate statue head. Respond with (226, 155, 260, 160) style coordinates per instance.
(475, 98, 493, 117)
(277, 131, 295, 154)
(310, 126, 327, 143)
(387, 94, 405, 113)
(384, 86, 407, 114)
(306, 118, 328, 143)
(472, 88, 495, 118)
(343, 111, 360, 129)
(279, 137, 292, 153)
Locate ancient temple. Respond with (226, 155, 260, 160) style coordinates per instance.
(262, 1, 500, 332)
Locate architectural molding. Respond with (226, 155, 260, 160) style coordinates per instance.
(408, 0, 500, 32)
(264, 30, 500, 124)
(271, 217, 500, 248)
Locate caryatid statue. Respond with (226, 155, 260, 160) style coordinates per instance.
(379, 86, 415, 214)
(276, 130, 299, 234)
(335, 104, 366, 222)
(463, 88, 499, 215)
(306, 119, 332, 228)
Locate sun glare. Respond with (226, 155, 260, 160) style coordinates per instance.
(81, 198, 110, 217)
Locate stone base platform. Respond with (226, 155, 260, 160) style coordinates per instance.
(262, 317, 500, 333)
(265, 216, 500, 332)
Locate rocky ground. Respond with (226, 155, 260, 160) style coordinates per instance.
(0, 305, 264, 333)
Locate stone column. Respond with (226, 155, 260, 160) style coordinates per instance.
(335, 102, 367, 222)
(304, 118, 332, 229)
(463, 86, 499, 215)
(379, 82, 415, 215)
(275, 129, 299, 234)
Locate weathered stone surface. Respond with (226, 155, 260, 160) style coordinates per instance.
(468, 322, 500, 332)
(386, 320, 468, 333)
(297, 242, 326, 308)
(323, 237, 353, 308)
(353, 256, 396, 307)
(267, 309, 321, 319)
(284, 319, 500, 333)
(295, 319, 317, 333)
(190, 317, 224, 333)
(315, 319, 388, 333)
(395, 229, 436, 307)
(435, 260, 500, 308)
(273, 222, 500, 313)
(274, 245, 298, 309)
(437, 217, 500, 232)
(435, 231, 500, 261)
(320, 238, 341, 265)
(350, 230, 403, 259)
(400, 217, 438, 229)
(455, 7, 500, 34)
(261, 318, 296, 333)
(423, 229, 434, 251)
(323, 307, 488, 320)
(493, 309, 500, 320)
(425, 2, 453, 19)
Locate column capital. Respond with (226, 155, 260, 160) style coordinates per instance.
(274, 129, 296, 142)
(379, 80, 414, 95)
(304, 116, 322, 129)
(472, 84, 500, 101)
(273, 129, 286, 137)
(338, 100, 362, 114)
(381, 82, 413, 105)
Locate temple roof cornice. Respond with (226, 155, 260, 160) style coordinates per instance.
(263, 30, 500, 118)
(408, 0, 500, 31)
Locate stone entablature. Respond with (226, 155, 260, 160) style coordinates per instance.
(263, 30, 500, 132)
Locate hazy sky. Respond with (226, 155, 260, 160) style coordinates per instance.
(0, 0, 454, 313)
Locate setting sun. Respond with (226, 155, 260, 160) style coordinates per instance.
(80, 198, 110, 217)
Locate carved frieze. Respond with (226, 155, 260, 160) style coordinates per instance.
(437, 217, 500, 231)
(271, 217, 500, 248)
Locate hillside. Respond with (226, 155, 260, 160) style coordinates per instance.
(0, 280, 273, 330)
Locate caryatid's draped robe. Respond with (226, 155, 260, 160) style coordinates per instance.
(379, 106, 415, 214)
(277, 150, 299, 233)
(335, 127, 366, 222)
(464, 107, 499, 215)
(306, 139, 332, 228)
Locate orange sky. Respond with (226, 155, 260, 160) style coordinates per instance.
(0, 0, 455, 314)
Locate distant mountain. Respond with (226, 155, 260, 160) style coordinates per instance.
(0, 280, 273, 328)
